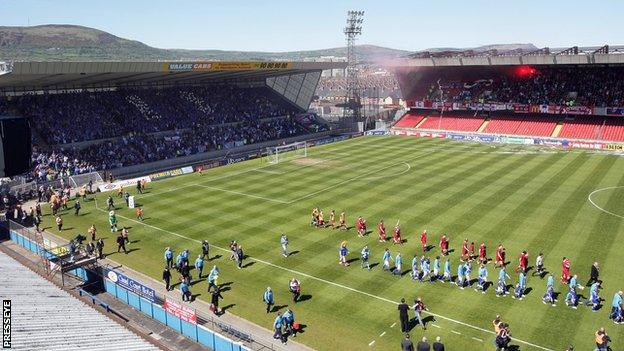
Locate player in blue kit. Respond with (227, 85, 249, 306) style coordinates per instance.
(496, 267, 510, 297)
(457, 262, 466, 289)
(382, 248, 391, 272)
(442, 259, 452, 283)
(587, 282, 601, 311)
(432, 256, 441, 281)
(476, 264, 488, 293)
(565, 287, 578, 309)
(542, 274, 556, 306)
(421, 257, 431, 282)
(411, 255, 421, 280)
(394, 252, 403, 276)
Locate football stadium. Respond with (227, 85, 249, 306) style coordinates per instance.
(1, 3, 624, 351)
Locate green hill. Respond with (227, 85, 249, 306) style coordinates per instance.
(0, 25, 411, 62)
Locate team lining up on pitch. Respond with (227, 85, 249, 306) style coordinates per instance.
(311, 206, 624, 317)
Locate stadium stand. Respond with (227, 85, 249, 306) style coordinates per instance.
(417, 113, 485, 132)
(0, 87, 330, 181)
(394, 112, 427, 128)
(0, 251, 160, 351)
(558, 117, 624, 141)
(484, 115, 557, 137)
(0, 61, 343, 182)
(414, 66, 624, 107)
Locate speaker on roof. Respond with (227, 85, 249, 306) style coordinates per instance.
(0, 116, 31, 178)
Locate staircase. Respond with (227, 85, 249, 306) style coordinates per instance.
(551, 121, 564, 138)
(415, 117, 428, 128)
(477, 118, 491, 132)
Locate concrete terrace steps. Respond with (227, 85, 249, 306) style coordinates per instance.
(0, 250, 162, 351)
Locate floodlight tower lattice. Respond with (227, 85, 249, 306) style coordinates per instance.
(343, 10, 364, 120)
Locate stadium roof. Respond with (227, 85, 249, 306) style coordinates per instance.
(0, 60, 346, 92)
(388, 45, 624, 68)
(0, 252, 160, 351)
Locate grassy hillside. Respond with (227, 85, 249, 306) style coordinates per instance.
(0, 25, 411, 62)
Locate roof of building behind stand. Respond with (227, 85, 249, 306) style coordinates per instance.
(0, 60, 346, 93)
(0, 252, 162, 351)
(388, 45, 624, 68)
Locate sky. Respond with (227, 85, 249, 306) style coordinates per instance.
(1, 0, 623, 52)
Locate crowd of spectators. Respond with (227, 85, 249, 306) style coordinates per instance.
(1, 86, 297, 144)
(421, 66, 624, 107)
(0, 86, 329, 180)
(58, 117, 310, 170)
(317, 68, 400, 98)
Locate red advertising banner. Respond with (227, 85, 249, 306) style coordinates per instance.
(164, 298, 197, 324)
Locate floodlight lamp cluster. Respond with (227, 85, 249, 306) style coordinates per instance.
(345, 10, 364, 35)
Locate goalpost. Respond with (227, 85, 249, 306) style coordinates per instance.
(69, 171, 104, 188)
(266, 141, 308, 164)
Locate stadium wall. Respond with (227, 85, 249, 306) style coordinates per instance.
(388, 128, 624, 150)
(103, 280, 250, 351)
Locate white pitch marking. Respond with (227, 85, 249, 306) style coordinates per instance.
(359, 162, 411, 180)
(390, 323, 396, 328)
(379, 332, 386, 337)
(431, 324, 441, 329)
(588, 186, 624, 219)
(287, 153, 431, 204)
(368, 340, 375, 346)
(252, 168, 285, 175)
(451, 330, 461, 335)
(472, 337, 484, 342)
(93, 199, 554, 351)
(194, 184, 290, 204)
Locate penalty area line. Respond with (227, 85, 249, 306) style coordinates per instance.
(93, 199, 554, 351)
(193, 184, 290, 204)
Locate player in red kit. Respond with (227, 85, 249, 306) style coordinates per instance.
(495, 244, 505, 267)
(561, 257, 571, 284)
(393, 222, 402, 245)
(469, 242, 475, 260)
(479, 243, 487, 263)
(378, 220, 386, 242)
(517, 251, 529, 273)
(356, 216, 366, 237)
(461, 239, 469, 261)
(439, 235, 449, 256)
(420, 230, 428, 253)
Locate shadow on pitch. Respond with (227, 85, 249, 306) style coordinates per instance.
(298, 294, 312, 302)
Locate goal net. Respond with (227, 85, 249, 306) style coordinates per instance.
(69, 171, 104, 188)
(266, 141, 307, 164)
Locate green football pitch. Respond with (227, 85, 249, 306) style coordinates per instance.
(41, 136, 624, 350)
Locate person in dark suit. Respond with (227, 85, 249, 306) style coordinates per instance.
(401, 333, 414, 351)
(587, 262, 600, 286)
(432, 336, 445, 351)
(162, 267, 172, 291)
(416, 336, 431, 351)
(236, 245, 244, 269)
(398, 298, 410, 332)
(211, 287, 223, 315)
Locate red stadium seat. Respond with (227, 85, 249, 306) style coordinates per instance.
(417, 113, 484, 132)
(394, 112, 426, 128)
